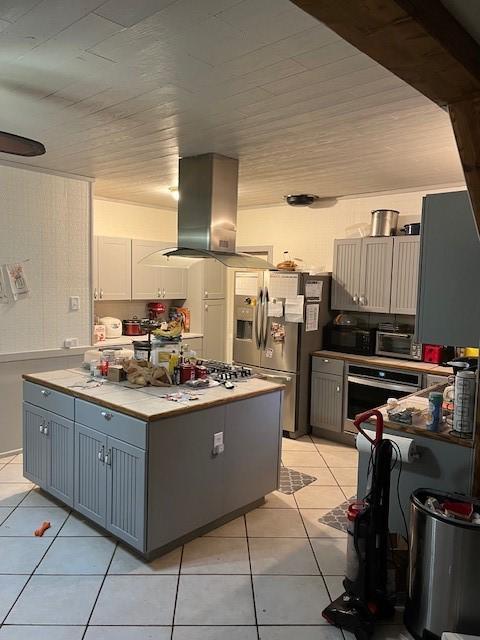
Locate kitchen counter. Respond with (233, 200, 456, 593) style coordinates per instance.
(23, 368, 281, 422)
(313, 349, 453, 377)
(94, 332, 203, 348)
(22, 368, 283, 557)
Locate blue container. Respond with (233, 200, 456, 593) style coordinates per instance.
(426, 392, 443, 432)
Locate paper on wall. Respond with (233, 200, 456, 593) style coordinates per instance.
(268, 300, 283, 317)
(285, 295, 304, 323)
(305, 303, 319, 332)
(235, 272, 258, 296)
(6, 263, 29, 301)
(268, 272, 298, 299)
(305, 280, 323, 300)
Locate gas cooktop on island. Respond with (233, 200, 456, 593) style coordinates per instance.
(203, 361, 253, 381)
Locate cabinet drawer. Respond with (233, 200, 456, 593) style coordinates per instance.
(23, 381, 74, 420)
(312, 356, 344, 376)
(75, 399, 147, 449)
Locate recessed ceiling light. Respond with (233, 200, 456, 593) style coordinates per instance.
(168, 186, 179, 201)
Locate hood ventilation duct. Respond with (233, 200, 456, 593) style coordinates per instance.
(144, 153, 276, 270)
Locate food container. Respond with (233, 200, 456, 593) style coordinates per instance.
(122, 317, 146, 336)
(99, 317, 122, 338)
(370, 209, 399, 236)
(179, 363, 195, 384)
(401, 222, 421, 235)
(133, 340, 151, 361)
(195, 365, 208, 380)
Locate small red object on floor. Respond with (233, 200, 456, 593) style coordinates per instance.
(34, 521, 51, 536)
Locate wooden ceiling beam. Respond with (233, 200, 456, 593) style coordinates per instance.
(291, 0, 480, 107)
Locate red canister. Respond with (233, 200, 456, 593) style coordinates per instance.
(179, 363, 195, 384)
(194, 365, 208, 380)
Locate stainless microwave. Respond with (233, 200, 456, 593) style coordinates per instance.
(375, 331, 422, 361)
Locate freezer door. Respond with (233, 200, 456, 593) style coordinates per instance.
(233, 271, 264, 367)
(250, 366, 297, 433)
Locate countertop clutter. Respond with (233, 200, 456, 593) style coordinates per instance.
(313, 349, 453, 376)
(23, 368, 283, 422)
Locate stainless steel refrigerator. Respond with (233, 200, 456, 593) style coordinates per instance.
(233, 271, 332, 437)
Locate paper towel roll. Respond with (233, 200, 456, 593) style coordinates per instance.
(356, 429, 418, 463)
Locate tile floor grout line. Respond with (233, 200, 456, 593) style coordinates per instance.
(170, 541, 185, 638)
(81, 539, 119, 640)
(0, 490, 72, 626)
(244, 513, 261, 640)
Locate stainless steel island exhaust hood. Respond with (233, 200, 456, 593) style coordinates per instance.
(144, 153, 276, 270)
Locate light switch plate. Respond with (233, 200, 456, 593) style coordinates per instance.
(64, 338, 79, 348)
(70, 296, 80, 311)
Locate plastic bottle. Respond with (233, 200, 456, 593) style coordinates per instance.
(426, 391, 443, 432)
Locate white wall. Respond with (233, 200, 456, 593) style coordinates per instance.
(94, 198, 176, 240)
(236, 184, 464, 272)
(0, 165, 91, 355)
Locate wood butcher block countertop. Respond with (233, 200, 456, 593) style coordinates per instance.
(23, 368, 284, 422)
(312, 350, 454, 376)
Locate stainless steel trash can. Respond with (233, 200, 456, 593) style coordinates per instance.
(405, 489, 480, 639)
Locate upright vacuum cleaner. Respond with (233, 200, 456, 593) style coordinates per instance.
(322, 409, 395, 640)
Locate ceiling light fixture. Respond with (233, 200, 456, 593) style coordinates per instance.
(168, 186, 179, 201)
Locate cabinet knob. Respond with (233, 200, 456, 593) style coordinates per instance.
(100, 289, 104, 299)
(163, 288, 166, 298)
(98, 447, 104, 462)
(205, 304, 208, 311)
(359, 295, 366, 305)
(94, 288, 98, 300)
(204, 291, 208, 298)
(104, 449, 112, 466)
(353, 294, 359, 304)
(336, 386, 340, 393)
(101, 411, 113, 421)
(323, 359, 329, 363)
(39, 424, 44, 434)
(157, 288, 161, 298)
(41, 389, 51, 397)
(43, 424, 49, 436)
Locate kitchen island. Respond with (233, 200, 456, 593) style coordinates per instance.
(22, 368, 283, 557)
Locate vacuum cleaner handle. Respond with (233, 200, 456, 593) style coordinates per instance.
(353, 409, 384, 445)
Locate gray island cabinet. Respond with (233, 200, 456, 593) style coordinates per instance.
(22, 372, 283, 557)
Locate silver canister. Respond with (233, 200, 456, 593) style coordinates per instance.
(370, 209, 399, 236)
(453, 370, 476, 437)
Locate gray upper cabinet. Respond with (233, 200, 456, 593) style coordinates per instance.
(416, 191, 480, 346)
(331, 238, 362, 311)
(74, 423, 107, 527)
(391, 236, 421, 315)
(358, 237, 394, 313)
(106, 437, 145, 550)
(310, 371, 343, 432)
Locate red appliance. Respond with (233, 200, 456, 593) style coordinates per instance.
(147, 302, 166, 321)
(423, 344, 455, 364)
(122, 317, 146, 336)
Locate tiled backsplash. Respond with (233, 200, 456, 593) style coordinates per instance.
(336, 311, 415, 330)
(94, 300, 173, 321)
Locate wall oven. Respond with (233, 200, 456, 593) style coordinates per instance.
(344, 363, 422, 433)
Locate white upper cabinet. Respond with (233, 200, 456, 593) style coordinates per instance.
(203, 298, 226, 361)
(358, 237, 394, 313)
(331, 239, 362, 311)
(202, 260, 226, 299)
(131, 239, 188, 301)
(95, 236, 132, 301)
(390, 236, 420, 315)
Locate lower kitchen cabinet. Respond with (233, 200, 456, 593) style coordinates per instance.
(75, 423, 145, 549)
(23, 402, 74, 506)
(310, 372, 343, 432)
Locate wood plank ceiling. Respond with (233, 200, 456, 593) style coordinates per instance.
(0, 0, 464, 207)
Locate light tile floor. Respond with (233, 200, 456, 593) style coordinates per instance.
(0, 438, 413, 640)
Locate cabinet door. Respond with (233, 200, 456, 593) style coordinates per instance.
(161, 266, 187, 299)
(46, 412, 74, 507)
(92, 237, 99, 301)
(23, 403, 48, 487)
(74, 424, 107, 527)
(310, 372, 343, 432)
(359, 237, 393, 313)
(331, 239, 362, 310)
(416, 191, 480, 346)
(203, 298, 226, 360)
(132, 239, 165, 300)
(224, 393, 281, 512)
(97, 236, 131, 300)
(203, 261, 226, 299)
(390, 236, 420, 315)
(105, 437, 146, 550)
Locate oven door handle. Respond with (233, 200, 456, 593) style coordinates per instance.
(347, 375, 418, 394)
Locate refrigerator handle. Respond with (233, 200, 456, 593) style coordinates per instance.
(255, 288, 263, 349)
(262, 287, 269, 348)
